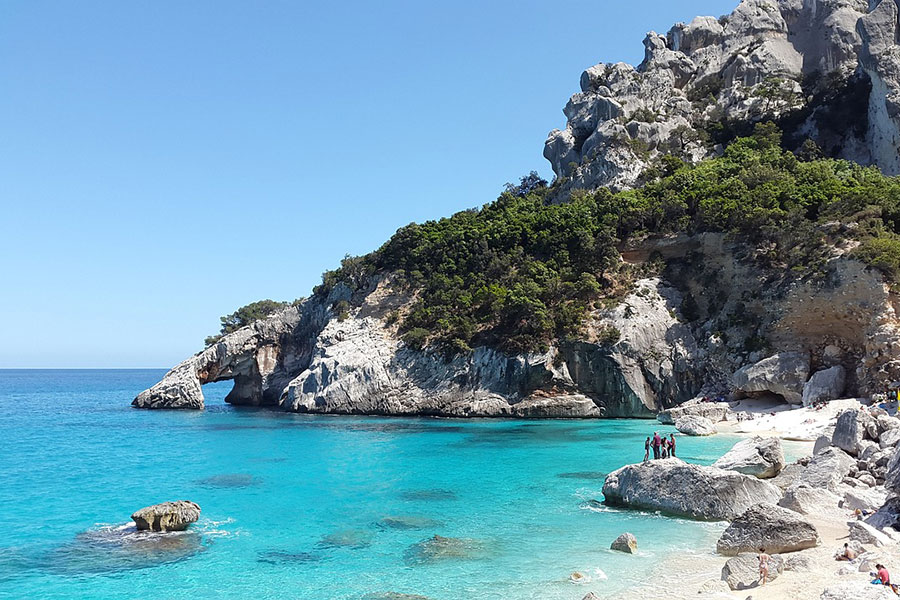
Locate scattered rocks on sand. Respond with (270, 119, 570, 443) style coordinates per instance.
(131, 501, 200, 532)
(820, 582, 897, 599)
(713, 436, 785, 479)
(716, 502, 819, 556)
(675, 415, 716, 436)
(721, 552, 783, 590)
(610, 532, 638, 554)
(602, 459, 781, 520)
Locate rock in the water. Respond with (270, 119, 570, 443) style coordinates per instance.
(801, 366, 846, 406)
(610, 532, 638, 554)
(403, 535, 486, 565)
(716, 502, 819, 556)
(130, 501, 200, 532)
(820, 583, 897, 599)
(318, 529, 375, 549)
(732, 352, 810, 405)
(377, 516, 443, 530)
(675, 415, 716, 436)
(721, 552, 783, 590)
(713, 436, 785, 479)
(602, 459, 781, 520)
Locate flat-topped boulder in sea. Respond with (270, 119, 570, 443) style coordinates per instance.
(675, 415, 716, 436)
(131, 501, 201, 532)
(601, 458, 781, 520)
(713, 436, 785, 479)
(716, 502, 819, 556)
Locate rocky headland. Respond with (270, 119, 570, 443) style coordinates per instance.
(136, 0, 900, 422)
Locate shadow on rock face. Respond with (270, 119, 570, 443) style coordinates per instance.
(361, 594, 433, 600)
(403, 535, 487, 565)
(377, 516, 444, 530)
(398, 489, 457, 502)
(317, 529, 375, 550)
(195, 473, 262, 488)
(256, 550, 321, 565)
(47, 525, 206, 575)
(557, 471, 607, 480)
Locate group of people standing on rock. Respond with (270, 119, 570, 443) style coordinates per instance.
(644, 432, 676, 461)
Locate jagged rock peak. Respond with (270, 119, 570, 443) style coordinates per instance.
(544, 0, 897, 194)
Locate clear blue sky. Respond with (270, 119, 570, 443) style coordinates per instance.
(0, 0, 738, 368)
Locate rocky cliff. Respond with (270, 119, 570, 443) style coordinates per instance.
(544, 0, 900, 194)
(135, 0, 900, 417)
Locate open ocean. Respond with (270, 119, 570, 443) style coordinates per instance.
(0, 369, 804, 599)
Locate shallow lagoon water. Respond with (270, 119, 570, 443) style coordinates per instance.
(0, 370, 804, 599)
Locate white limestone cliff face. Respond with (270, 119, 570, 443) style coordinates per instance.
(544, 0, 899, 193)
(134, 277, 701, 416)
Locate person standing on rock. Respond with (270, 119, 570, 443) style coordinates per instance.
(668, 434, 676, 458)
(644, 437, 650, 462)
(758, 548, 770, 586)
(652, 432, 661, 460)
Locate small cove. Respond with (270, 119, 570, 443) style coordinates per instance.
(0, 370, 804, 600)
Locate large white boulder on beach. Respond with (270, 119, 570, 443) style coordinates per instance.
(801, 366, 846, 406)
(657, 401, 730, 425)
(131, 501, 201, 532)
(843, 487, 889, 513)
(792, 446, 855, 491)
(779, 484, 842, 516)
(721, 552, 783, 590)
(880, 428, 900, 449)
(602, 458, 782, 520)
(675, 415, 716, 436)
(849, 521, 893, 547)
(716, 502, 819, 556)
(821, 582, 897, 599)
(731, 352, 810, 405)
(713, 436, 785, 479)
(833, 409, 874, 456)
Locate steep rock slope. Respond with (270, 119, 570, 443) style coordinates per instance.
(544, 0, 900, 193)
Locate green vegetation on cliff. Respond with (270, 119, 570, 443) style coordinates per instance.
(313, 124, 900, 355)
(204, 299, 290, 346)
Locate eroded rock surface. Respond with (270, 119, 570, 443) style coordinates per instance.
(716, 502, 819, 556)
(713, 436, 785, 478)
(602, 459, 781, 520)
(131, 501, 200, 532)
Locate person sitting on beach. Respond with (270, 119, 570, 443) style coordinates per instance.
(836, 543, 857, 561)
(668, 434, 676, 458)
(644, 436, 650, 462)
(873, 563, 891, 586)
(758, 548, 770, 586)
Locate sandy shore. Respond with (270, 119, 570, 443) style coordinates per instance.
(601, 398, 900, 600)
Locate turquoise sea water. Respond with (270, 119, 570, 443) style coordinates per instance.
(0, 370, 802, 600)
